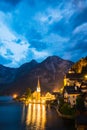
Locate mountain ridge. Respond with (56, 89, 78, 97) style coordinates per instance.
(0, 56, 74, 95)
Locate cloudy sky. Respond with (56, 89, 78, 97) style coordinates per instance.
(0, 0, 87, 67)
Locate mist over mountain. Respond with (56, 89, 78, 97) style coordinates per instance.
(0, 56, 73, 95)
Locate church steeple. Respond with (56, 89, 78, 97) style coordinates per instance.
(37, 77, 41, 92)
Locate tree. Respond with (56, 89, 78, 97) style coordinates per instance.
(58, 97, 64, 109)
(76, 95, 85, 113)
(60, 103, 75, 115)
(25, 88, 31, 100)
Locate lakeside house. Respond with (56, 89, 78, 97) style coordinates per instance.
(63, 86, 81, 106)
(64, 73, 83, 87)
(63, 69, 87, 106)
(63, 69, 87, 130)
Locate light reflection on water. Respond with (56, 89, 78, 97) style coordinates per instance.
(25, 104, 46, 130)
(0, 102, 75, 130)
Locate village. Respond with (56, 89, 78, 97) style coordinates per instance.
(13, 65, 87, 130)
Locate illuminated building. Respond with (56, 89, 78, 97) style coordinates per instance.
(45, 92, 55, 101)
(36, 77, 41, 102)
(32, 77, 41, 103)
(31, 77, 56, 104)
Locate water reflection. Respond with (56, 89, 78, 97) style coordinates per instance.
(26, 104, 46, 130)
(0, 102, 76, 130)
(22, 105, 26, 123)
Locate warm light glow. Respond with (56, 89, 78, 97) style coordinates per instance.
(37, 88, 40, 92)
(42, 99, 45, 103)
(60, 88, 63, 93)
(26, 104, 32, 125)
(13, 94, 18, 99)
(29, 99, 31, 102)
(53, 88, 59, 92)
(33, 99, 36, 103)
(26, 104, 46, 129)
(68, 71, 72, 74)
(45, 92, 55, 101)
(36, 104, 40, 127)
(32, 104, 36, 124)
(84, 75, 87, 79)
(41, 104, 46, 128)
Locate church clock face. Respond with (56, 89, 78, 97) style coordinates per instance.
(37, 88, 40, 92)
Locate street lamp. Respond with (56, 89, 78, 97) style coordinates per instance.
(13, 94, 18, 99)
(84, 74, 87, 80)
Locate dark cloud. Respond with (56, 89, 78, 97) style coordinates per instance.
(5, 49, 14, 56)
(27, 0, 62, 7)
(73, 8, 87, 28)
(76, 42, 87, 52)
(27, 0, 36, 7)
(69, 41, 87, 52)
(16, 39, 22, 44)
(0, 0, 21, 5)
(0, 55, 12, 65)
(43, 0, 63, 6)
(72, 0, 87, 7)
(28, 29, 42, 41)
(30, 40, 47, 51)
(49, 19, 72, 37)
(0, 0, 21, 12)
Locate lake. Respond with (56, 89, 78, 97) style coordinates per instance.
(0, 101, 76, 130)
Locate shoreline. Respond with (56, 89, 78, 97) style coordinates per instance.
(54, 106, 75, 119)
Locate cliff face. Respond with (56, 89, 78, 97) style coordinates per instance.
(71, 56, 87, 73)
(0, 56, 73, 95)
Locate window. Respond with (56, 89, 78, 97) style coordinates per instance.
(73, 100, 75, 104)
(73, 96, 75, 98)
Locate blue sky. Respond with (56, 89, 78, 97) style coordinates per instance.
(0, 0, 87, 67)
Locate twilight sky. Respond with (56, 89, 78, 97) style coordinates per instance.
(0, 0, 87, 67)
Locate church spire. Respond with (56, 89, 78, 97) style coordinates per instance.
(37, 77, 41, 92)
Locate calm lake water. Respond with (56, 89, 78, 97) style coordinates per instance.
(0, 101, 76, 130)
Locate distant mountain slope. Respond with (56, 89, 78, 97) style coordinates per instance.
(16, 60, 38, 78)
(0, 65, 17, 84)
(0, 56, 74, 95)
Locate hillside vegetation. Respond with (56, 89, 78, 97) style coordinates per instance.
(71, 56, 87, 73)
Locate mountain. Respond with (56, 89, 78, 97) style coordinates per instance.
(0, 60, 38, 84)
(0, 56, 74, 95)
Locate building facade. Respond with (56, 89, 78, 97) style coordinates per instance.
(63, 86, 80, 106)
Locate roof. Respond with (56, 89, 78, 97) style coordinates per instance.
(81, 82, 87, 86)
(64, 86, 81, 94)
(66, 73, 83, 80)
